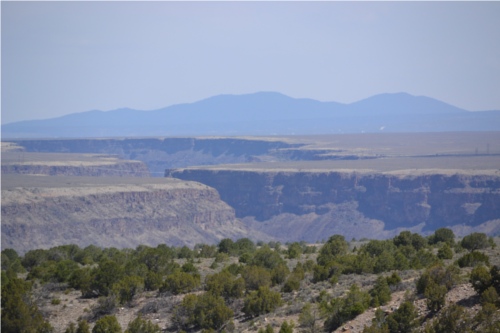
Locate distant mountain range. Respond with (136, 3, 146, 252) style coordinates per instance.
(3, 92, 500, 138)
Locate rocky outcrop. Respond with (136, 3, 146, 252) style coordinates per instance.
(167, 168, 500, 241)
(1, 158, 149, 177)
(1, 148, 151, 177)
(1, 175, 268, 254)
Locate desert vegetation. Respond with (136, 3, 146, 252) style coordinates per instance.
(2, 230, 499, 333)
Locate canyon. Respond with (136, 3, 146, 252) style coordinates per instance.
(167, 163, 500, 242)
(2, 133, 500, 252)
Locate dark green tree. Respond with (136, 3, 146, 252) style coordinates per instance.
(1, 277, 53, 333)
(424, 280, 447, 312)
(362, 308, 389, 333)
(205, 270, 244, 300)
(282, 273, 301, 293)
(386, 300, 418, 333)
(174, 293, 233, 331)
(461, 232, 490, 252)
(92, 260, 125, 296)
(124, 315, 161, 333)
(177, 246, 195, 259)
(430, 304, 472, 333)
(278, 320, 294, 333)
(160, 271, 200, 295)
(370, 276, 392, 307)
(76, 320, 90, 333)
(271, 263, 290, 286)
(258, 324, 275, 333)
(437, 243, 454, 260)
(144, 271, 162, 291)
(299, 303, 321, 333)
(250, 246, 285, 270)
(242, 265, 272, 291)
(472, 303, 500, 333)
(317, 235, 349, 266)
(92, 315, 122, 333)
(287, 242, 303, 259)
(480, 286, 499, 306)
(22, 249, 49, 270)
(457, 251, 490, 267)
(243, 286, 283, 317)
(218, 238, 236, 255)
(195, 244, 218, 258)
(65, 322, 77, 333)
(112, 275, 144, 304)
(235, 238, 256, 254)
(470, 265, 492, 294)
(430, 228, 455, 246)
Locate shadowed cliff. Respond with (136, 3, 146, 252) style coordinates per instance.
(167, 162, 500, 242)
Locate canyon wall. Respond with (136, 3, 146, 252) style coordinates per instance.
(8, 138, 300, 176)
(167, 168, 500, 241)
(1, 159, 149, 177)
(1, 175, 267, 254)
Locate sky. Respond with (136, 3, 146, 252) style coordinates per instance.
(2, 1, 500, 125)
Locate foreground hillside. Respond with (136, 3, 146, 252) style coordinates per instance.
(1, 175, 266, 253)
(2, 232, 499, 333)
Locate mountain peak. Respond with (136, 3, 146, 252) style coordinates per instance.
(350, 92, 468, 114)
(2, 92, 499, 138)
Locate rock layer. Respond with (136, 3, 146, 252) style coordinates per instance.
(167, 168, 500, 241)
(1, 175, 264, 253)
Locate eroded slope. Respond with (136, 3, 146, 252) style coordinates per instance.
(1, 175, 266, 253)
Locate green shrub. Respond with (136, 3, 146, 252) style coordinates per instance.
(278, 320, 294, 333)
(205, 270, 244, 300)
(317, 235, 349, 266)
(250, 246, 285, 270)
(324, 284, 370, 331)
(124, 315, 160, 333)
(92, 315, 121, 333)
(437, 243, 454, 259)
(424, 280, 447, 312)
(112, 275, 144, 304)
(429, 228, 456, 246)
(243, 286, 283, 317)
(370, 276, 391, 307)
(271, 263, 290, 286)
(457, 251, 490, 268)
(470, 265, 492, 294)
(160, 271, 200, 295)
(1, 277, 53, 333)
(461, 233, 490, 252)
(174, 293, 233, 331)
(242, 265, 272, 291)
(386, 300, 418, 333)
(282, 274, 301, 293)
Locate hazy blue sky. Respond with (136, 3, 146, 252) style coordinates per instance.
(2, 1, 500, 124)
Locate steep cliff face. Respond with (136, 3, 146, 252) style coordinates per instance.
(1, 175, 266, 254)
(167, 168, 500, 240)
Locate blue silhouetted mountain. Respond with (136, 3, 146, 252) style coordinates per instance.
(2, 92, 499, 138)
